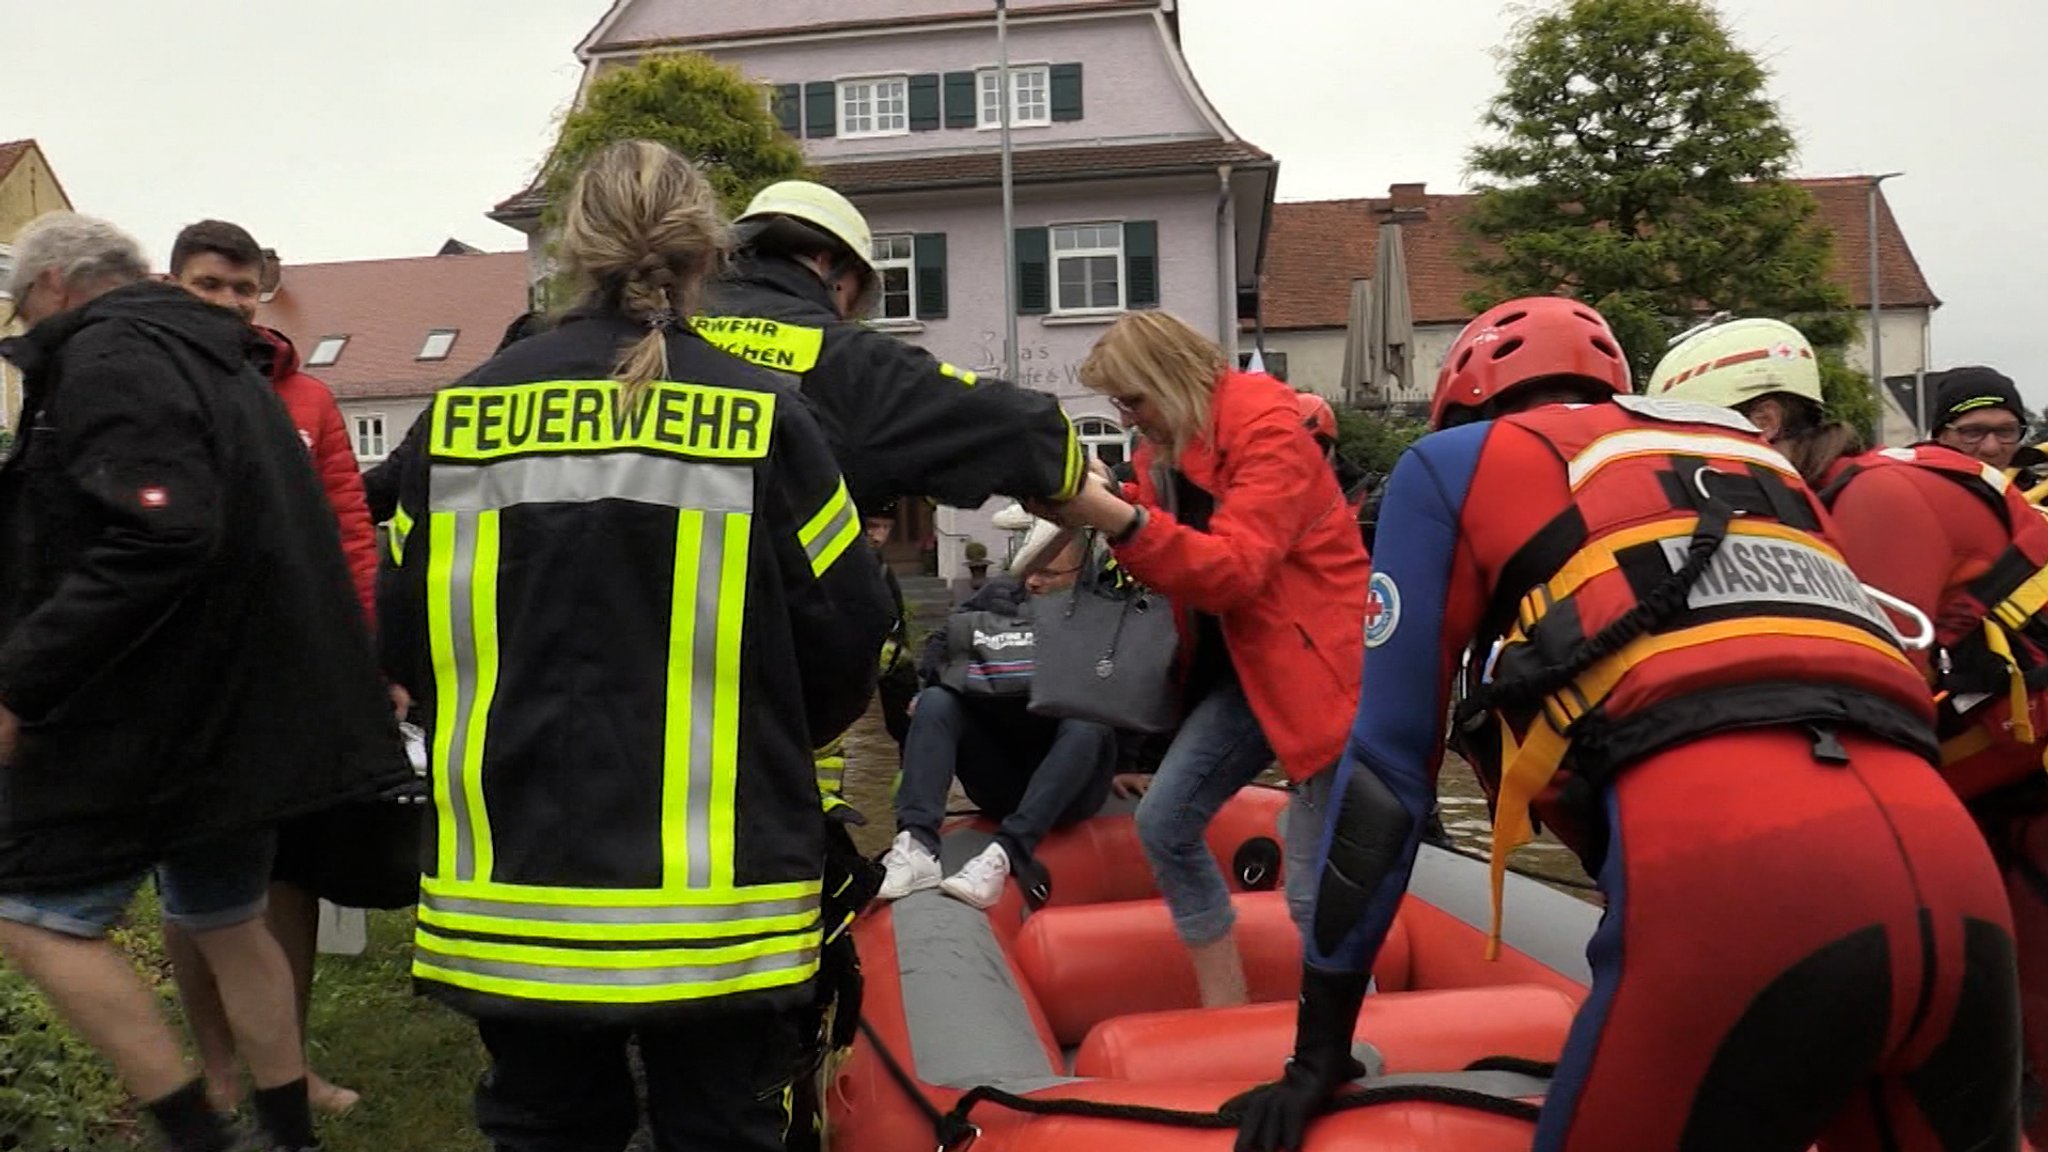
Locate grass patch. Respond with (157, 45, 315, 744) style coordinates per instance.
(0, 900, 486, 1151)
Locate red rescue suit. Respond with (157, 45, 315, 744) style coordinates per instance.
(1316, 396, 2022, 1150)
(1825, 444, 2048, 1143)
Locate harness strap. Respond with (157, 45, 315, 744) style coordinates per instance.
(1981, 621, 2038, 746)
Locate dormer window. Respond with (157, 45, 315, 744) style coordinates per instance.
(307, 336, 348, 367)
(418, 329, 457, 361)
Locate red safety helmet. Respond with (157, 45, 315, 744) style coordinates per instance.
(1295, 392, 1338, 445)
(1429, 297, 1631, 430)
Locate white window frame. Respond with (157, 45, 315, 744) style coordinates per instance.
(1073, 415, 1134, 469)
(977, 65, 1051, 129)
(353, 413, 387, 461)
(307, 335, 348, 367)
(0, 243, 14, 303)
(838, 75, 910, 138)
(418, 329, 458, 361)
(1050, 222, 1126, 316)
(871, 233, 918, 323)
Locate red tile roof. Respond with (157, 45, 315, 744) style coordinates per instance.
(490, 138, 1272, 224)
(0, 139, 73, 217)
(1259, 178, 1939, 331)
(254, 251, 531, 401)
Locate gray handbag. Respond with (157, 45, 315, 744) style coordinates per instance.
(1026, 532, 1181, 733)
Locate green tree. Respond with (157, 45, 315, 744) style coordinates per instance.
(541, 53, 811, 225)
(1462, 0, 1877, 438)
(1335, 406, 1430, 479)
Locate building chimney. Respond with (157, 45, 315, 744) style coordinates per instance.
(1387, 182, 1429, 218)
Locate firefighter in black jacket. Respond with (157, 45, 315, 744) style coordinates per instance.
(703, 180, 1085, 517)
(376, 141, 893, 1152)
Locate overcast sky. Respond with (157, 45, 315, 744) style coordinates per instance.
(14, 1, 2042, 398)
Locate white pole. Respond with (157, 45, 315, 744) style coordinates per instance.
(998, 0, 1019, 383)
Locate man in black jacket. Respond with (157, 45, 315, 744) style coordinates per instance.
(0, 213, 410, 1152)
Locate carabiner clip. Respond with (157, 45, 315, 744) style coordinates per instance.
(1863, 583, 1935, 651)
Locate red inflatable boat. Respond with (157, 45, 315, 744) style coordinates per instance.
(825, 785, 1601, 1152)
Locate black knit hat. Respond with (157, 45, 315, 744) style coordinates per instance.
(1932, 366, 2026, 429)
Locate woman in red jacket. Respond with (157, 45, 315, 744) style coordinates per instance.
(1049, 310, 1370, 1006)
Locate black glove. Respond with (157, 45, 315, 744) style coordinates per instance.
(1230, 966, 1371, 1152)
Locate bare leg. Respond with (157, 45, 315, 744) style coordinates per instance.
(186, 917, 306, 1090)
(163, 920, 245, 1112)
(267, 882, 358, 1114)
(0, 918, 195, 1102)
(1189, 933, 1248, 1008)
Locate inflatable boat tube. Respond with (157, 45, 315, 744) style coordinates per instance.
(826, 785, 1601, 1152)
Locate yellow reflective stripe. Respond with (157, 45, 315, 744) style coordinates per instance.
(426, 513, 462, 880)
(413, 936, 818, 1005)
(663, 509, 705, 889)
(417, 905, 818, 943)
(798, 479, 859, 577)
(423, 509, 500, 885)
(1056, 412, 1085, 501)
(420, 931, 814, 972)
(431, 380, 775, 462)
(938, 361, 979, 386)
(692, 316, 825, 375)
(709, 512, 749, 889)
(388, 504, 414, 565)
(419, 874, 820, 908)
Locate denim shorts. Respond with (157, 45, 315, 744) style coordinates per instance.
(0, 830, 277, 939)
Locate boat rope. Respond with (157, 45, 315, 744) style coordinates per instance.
(858, 1017, 1543, 1151)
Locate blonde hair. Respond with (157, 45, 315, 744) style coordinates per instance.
(557, 140, 730, 418)
(1077, 311, 1228, 464)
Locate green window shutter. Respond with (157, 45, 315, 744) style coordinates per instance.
(804, 81, 836, 138)
(943, 71, 978, 128)
(908, 74, 942, 131)
(1050, 63, 1084, 122)
(773, 84, 801, 136)
(914, 233, 948, 319)
(1123, 220, 1159, 309)
(1016, 227, 1050, 316)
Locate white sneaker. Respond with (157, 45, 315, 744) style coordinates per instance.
(878, 831, 941, 901)
(940, 843, 1012, 910)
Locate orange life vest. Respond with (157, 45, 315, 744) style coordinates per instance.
(1463, 397, 1936, 955)
(1820, 445, 2048, 795)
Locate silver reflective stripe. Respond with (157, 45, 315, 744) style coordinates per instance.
(416, 943, 819, 988)
(420, 890, 815, 925)
(684, 514, 726, 889)
(432, 456, 752, 513)
(444, 514, 480, 883)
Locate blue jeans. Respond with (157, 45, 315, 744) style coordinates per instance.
(895, 686, 1116, 863)
(0, 830, 277, 939)
(1282, 766, 1335, 936)
(1135, 682, 1276, 945)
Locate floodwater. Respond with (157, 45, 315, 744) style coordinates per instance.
(835, 702, 1598, 898)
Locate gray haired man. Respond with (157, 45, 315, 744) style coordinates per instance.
(0, 213, 411, 1152)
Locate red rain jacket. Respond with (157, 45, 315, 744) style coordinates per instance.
(1111, 370, 1371, 781)
(257, 327, 378, 626)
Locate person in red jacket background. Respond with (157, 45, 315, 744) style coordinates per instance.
(1043, 310, 1369, 1008)
(166, 219, 380, 1115)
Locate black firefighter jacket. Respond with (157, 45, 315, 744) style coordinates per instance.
(701, 254, 1085, 514)
(0, 282, 410, 890)
(375, 315, 893, 1019)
